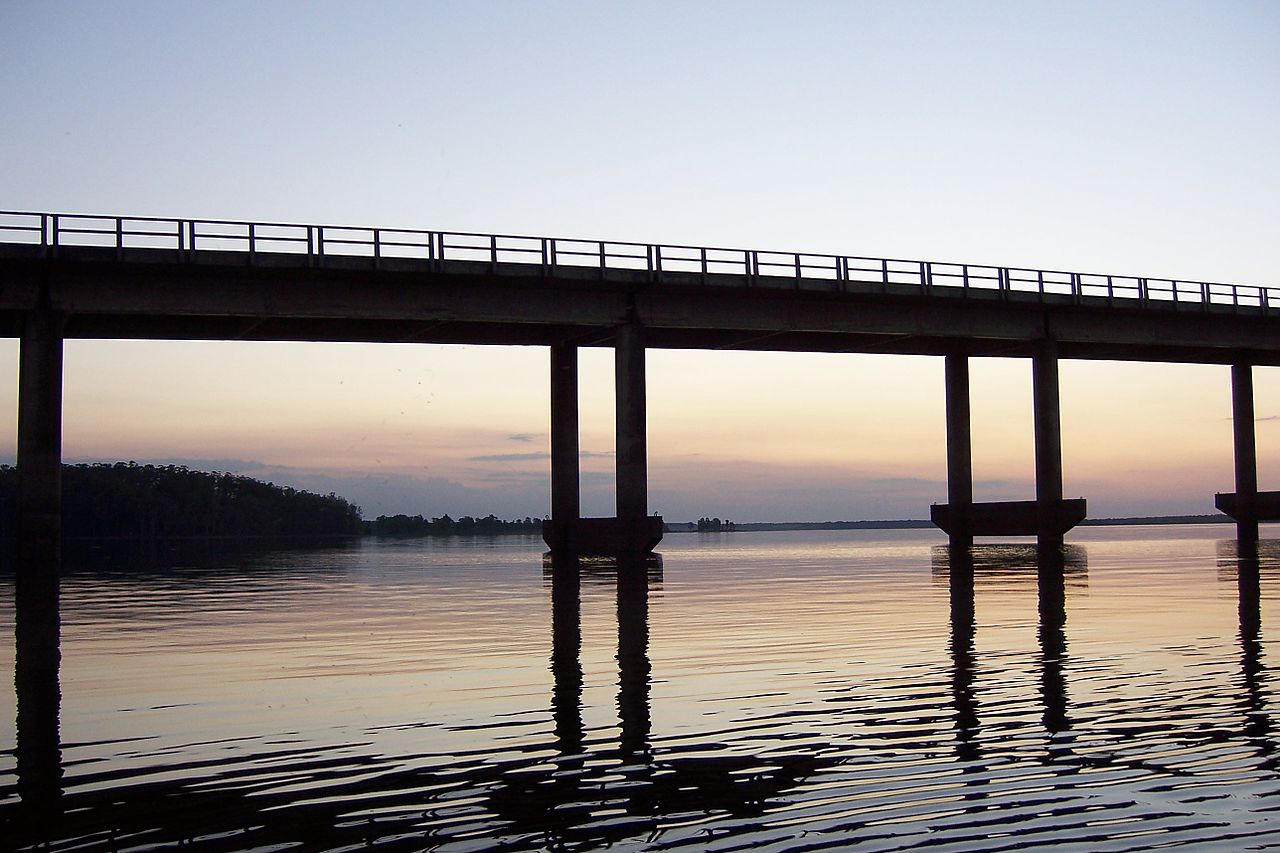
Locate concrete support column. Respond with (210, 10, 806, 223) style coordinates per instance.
(15, 306, 65, 813)
(945, 354, 973, 546)
(1233, 363, 1259, 544)
(615, 321, 648, 522)
(550, 343, 580, 527)
(1033, 338, 1064, 546)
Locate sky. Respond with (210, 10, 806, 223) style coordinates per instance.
(1, 1, 1278, 522)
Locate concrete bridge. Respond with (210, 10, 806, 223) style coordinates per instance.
(2, 211, 1279, 559)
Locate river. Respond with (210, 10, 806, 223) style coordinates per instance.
(2, 524, 1279, 850)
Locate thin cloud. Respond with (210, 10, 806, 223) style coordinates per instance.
(507, 433, 539, 442)
(469, 451, 549, 462)
(468, 449, 615, 463)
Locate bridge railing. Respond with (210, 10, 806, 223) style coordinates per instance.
(1, 211, 1274, 313)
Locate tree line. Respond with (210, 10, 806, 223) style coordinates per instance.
(0, 463, 365, 540)
(367, 514, 543, 537)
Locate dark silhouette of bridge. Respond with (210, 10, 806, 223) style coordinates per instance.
(3, 210, 1278, 840)
(2, 210, 1277, 559)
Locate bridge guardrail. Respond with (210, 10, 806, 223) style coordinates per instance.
(0, 211, 1273, 314)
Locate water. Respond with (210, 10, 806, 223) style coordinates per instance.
(3, 525, 1280, 850)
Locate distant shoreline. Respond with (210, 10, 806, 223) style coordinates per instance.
(666, 514, 1232, 533)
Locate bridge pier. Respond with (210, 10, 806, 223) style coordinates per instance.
(931, 340, 1085, 544)
(944, 354, 974, 547)
(1233, 363, 1259, 543)
(15, 305, 65, 815)
(546, 342, 580, 555)
(1033, 338, 1066, 546)
(542, 322, 663, 557)
(1216, 363, 1263, 542)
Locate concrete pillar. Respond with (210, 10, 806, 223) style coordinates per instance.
(1233, 363, 1259, 544)
(550, 343, 580, 526)
(15, 306, 65, 814)
(945, 354, 973, 546)
(1033, 338, 1064, 545)
(615, 322, 648, 522)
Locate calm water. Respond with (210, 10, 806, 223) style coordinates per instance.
(3, 525, 1280, 850)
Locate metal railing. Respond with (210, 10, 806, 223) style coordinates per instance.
(0, 210, 1274, 313)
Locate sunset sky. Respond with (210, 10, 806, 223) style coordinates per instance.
(1, 1, 1278, 522)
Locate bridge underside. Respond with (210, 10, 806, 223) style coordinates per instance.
(2, 246, 1279, 365)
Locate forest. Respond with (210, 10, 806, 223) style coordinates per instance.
(0, 463, 365, 540)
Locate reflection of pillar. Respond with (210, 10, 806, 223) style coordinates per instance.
(615, 322, 647, 523)
(616, 559, 651, 756)
(550, 343, 580, 550)
(550, 555, 583, 755)
(1033, 339, 1064, 546)
(1235, 541, 1270, 747)
(945, 354, 973, 547)
(1233, 363, 1259, 544)
(947, 545, 978, 761)
(15, 306, 64, 815)
(1037, 547, 1069, 736)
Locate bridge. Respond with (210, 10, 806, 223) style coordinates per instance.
(2, 210, 1278, 559)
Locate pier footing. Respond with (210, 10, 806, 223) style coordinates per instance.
(931, 499, 1087, 538)
(542, 516, 664, 557)
(1215, 492, 1280, 525)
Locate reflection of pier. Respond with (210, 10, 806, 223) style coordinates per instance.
(938, 544, 1082, 761)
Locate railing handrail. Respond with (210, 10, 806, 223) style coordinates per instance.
(0, 210, 1273, 313)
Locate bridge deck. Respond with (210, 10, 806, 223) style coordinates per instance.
(1, 212, 1276, 364)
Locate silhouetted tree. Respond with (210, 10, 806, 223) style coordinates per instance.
(0, 463, 364, 540)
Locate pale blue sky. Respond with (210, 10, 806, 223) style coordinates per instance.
(2, 1, 1278, 521)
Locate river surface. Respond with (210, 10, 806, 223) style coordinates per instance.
(3, 525, 1280, 850)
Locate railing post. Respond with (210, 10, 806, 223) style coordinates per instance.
(39, 214, 48, 247)
(306, 226, 314, 266)
(881, 258, 889, 292)
(248, 223, 257, 262)
(373, 229, 382, 269)
(115, 217, 124, 258)
(317, 226, 326, 259)
(793, 253, 801, 283)
(490, 234, 498, 275)
(549, 238, 557, 272)
(701, 247, 708, 286)
(598, 241, 606, 280)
